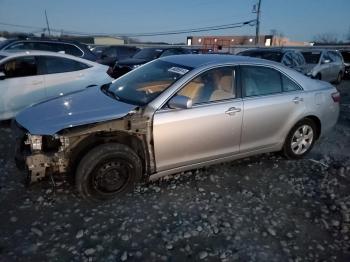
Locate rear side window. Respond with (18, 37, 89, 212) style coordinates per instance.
(282, 75, 301, 92)
(31, 42, 56, 52)
(42, 56, 90, 74)
(54, 43, 83, 57)
(241, 66, 282, 97)
(1, 56, 37, 78)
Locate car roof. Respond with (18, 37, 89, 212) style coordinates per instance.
(160, 54, 282, 68)
(240, 48, 299, 54)
(0, 50, 98, 65)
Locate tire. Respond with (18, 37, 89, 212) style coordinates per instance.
(76, 143, 142, 202)
(283, 119, 317, 159)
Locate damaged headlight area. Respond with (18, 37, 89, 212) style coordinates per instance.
(25, 134, 63, 152)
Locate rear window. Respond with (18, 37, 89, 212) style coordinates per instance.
(302, 52, 321, 64)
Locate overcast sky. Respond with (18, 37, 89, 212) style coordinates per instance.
(0, 0, 349, 43)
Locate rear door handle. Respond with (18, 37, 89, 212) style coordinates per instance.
(225, 107, 241, 115)
(292, 97, 304, 104)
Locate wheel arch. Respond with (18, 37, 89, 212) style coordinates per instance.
(67, 131, 148, 182)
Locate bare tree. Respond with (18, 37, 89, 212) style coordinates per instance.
(313, 32, 339, 44)
(270, 29, 285, 46)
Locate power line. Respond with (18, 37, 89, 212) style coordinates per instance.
(0, 19, 256, 37)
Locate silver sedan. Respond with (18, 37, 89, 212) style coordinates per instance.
(15, 54, 340, 201)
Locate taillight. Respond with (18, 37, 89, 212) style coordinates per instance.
(331, 92, 340, 103)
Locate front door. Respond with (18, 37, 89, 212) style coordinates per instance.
(153, 66, 243, 172)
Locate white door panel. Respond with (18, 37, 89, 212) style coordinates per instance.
(0, 75, 46, 119)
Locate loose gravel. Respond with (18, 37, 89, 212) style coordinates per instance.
(0, 81, 349, 262)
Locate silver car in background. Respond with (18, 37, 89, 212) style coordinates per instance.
(301, 49, 344, 83)
(14, 55, 340, 201)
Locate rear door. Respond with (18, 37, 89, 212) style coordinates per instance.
(153, 66, 243, 171)
(239, 65, 305, 153)
(0, 56, 45, 119)
(39, 56, 92, 98)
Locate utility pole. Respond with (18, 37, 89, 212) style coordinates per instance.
(45, 10, 51, 36)
(254, 0, 262, 45)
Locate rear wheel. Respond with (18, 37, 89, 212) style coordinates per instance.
(75, 143, 142, 202)
(283, 119, 316, 159)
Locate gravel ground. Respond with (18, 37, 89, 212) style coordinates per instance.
(0, 81, 350, 262)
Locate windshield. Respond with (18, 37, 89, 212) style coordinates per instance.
(302, 51, 321, 64)
(133, 48, 163, 60)
(341, 51, 350, 63)
(240, 50, 283, 62)
(108, 59, 192, 106)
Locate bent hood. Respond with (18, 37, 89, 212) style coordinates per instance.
(16, 87, 137, 135)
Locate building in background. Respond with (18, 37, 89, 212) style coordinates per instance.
(61, 35, 125, 46)
(187, 35, 310, 53)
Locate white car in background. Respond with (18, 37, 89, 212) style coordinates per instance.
(0, 51, 113, 120)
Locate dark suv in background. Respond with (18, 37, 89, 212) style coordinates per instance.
(340, 50, 350, 79)
(97, 45, 140, 67)
(237, 48, 307, 74)
(0, 38, 97, 61)
(110, 47, 191, 78)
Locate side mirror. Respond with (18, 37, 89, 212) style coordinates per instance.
(0, 72, 6, 80)
(168, 95, 192, 109)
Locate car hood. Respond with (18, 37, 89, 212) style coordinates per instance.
(118, 58, 149, 66)
(15, 86, 137, 135)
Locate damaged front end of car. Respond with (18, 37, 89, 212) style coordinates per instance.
(14, 124, 71, 184)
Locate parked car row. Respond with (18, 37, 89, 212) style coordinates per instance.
(238, 48, 346, 84)
(0, 51, 112, 120)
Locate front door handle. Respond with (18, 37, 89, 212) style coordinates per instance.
(292, 97, 304, 104)
(225, 107, 241, 115)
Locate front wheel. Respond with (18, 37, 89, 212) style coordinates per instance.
(75, 143, 142, 202)
(283, 119, 316, 159)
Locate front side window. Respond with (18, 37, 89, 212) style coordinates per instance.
(178, 67, 236, 105)
(108, 60, 192, 106)
(43, 56, 89, 74)
(1, 56, 37, 78)
(241, 66, 282, 97)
